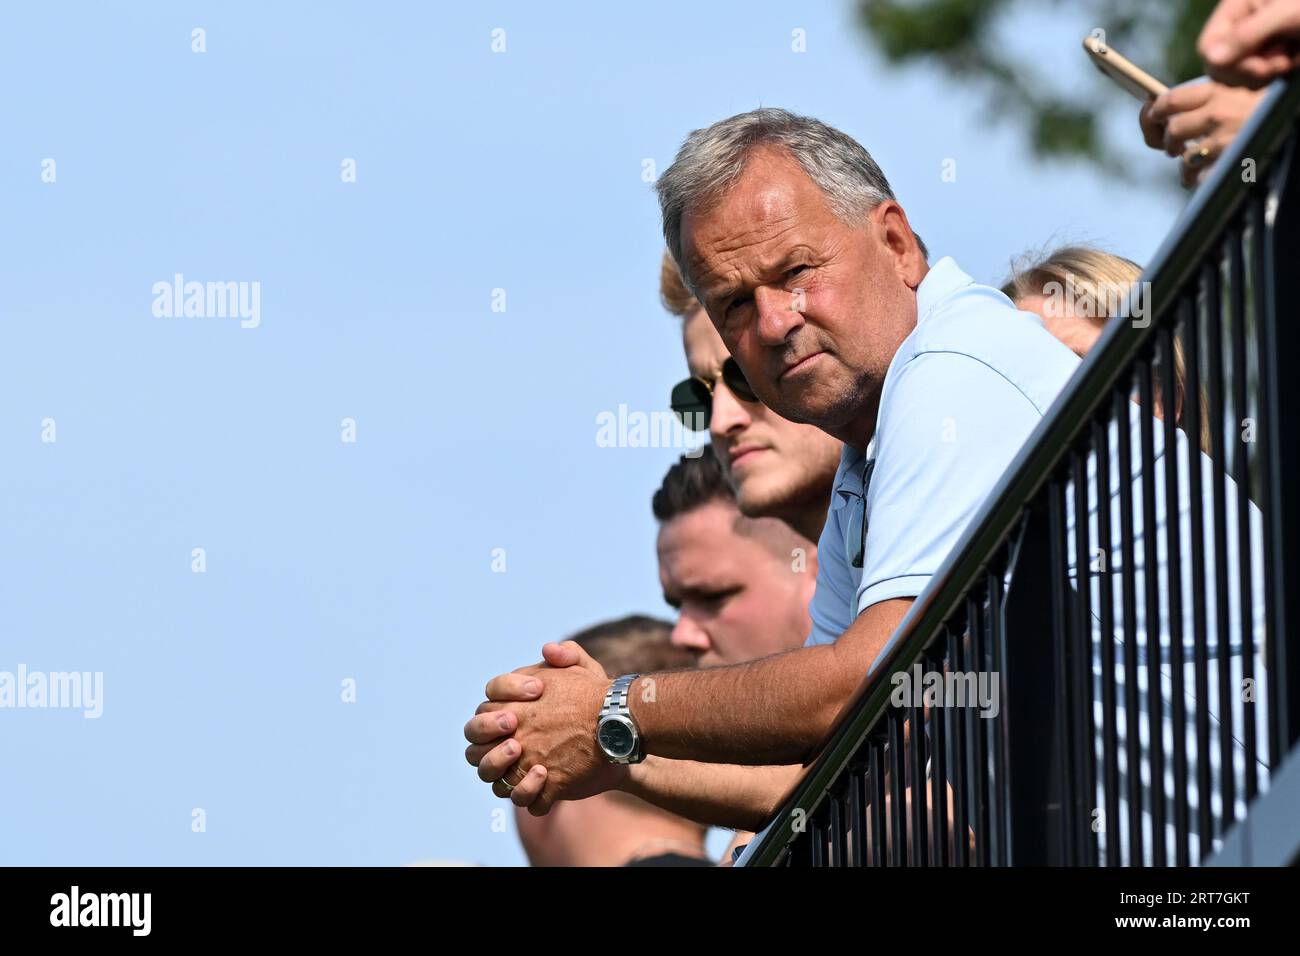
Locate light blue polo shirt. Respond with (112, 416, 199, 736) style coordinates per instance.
(806, 256, 1081, 646)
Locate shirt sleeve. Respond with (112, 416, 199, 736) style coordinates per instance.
(804, 496, 856, 647)
(857, 350, 1046, 614)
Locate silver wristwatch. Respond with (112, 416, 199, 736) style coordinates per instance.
(596, 674, 644, 764)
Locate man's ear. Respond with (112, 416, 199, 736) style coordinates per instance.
(873, 201, 927, 290)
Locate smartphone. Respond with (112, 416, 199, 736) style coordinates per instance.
(1083, 35, 1169, 101)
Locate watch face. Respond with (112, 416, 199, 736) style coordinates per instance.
(598, 717, 635, 758)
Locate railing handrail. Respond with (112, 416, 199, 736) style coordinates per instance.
(738, 74, 1300, 867)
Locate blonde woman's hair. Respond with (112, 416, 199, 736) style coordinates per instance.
(1003, 245, 1210, 454)
(1001, 245, 1143, 311)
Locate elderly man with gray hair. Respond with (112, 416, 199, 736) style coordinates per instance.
(463, 108, 1081, 827)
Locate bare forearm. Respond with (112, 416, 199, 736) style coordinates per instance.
(621, 757, 803, 832)
(627, 598, 913, 765)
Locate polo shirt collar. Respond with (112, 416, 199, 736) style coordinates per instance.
(914, 256, 974, 326)
(830, 436, 875, 511)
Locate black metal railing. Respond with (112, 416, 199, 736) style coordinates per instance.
(738, 74, 1300, 867)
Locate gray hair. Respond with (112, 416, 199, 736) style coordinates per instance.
(655, 108, 927, 290)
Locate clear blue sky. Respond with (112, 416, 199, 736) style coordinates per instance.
(0, 1, 1184, 866)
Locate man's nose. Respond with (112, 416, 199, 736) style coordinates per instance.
(671, 614, 712, 656)
(754, 285, 804, 346)
(710, 381, 752, 442)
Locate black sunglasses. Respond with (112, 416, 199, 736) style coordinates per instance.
(669, 358, 759, 431)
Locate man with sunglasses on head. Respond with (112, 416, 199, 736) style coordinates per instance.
(464, 108, 1081, 824)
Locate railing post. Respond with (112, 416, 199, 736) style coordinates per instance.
(1260, 129, 1300, 761)
(999, 502, 1067, 864)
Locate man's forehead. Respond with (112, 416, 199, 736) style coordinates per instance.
(686, 188, 805, 257)
(659, 502, 745, 556)
(683, 164, 831, 291)
(661, 541, 738, 593)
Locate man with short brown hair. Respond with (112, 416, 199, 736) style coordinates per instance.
(653, 446, 815, 668)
